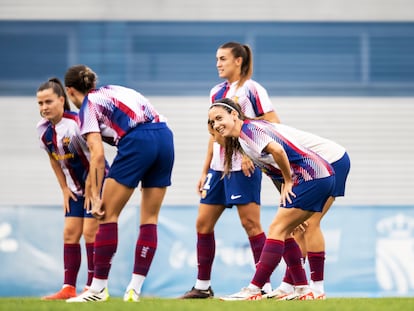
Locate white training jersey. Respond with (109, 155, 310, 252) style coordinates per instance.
(37, 111, 90, 196)
(209, 79, 275, 171)
(272, 123, 346, 164)
(79, 85, 165, 146)
(238, 120, 334, 185)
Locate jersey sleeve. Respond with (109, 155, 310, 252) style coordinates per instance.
(36, 120, 50, 152)
(241, 121, 275, 154)
(252, 81, 274, 114)
(240, 80, 275, 117)
(78, 97, 101, 136)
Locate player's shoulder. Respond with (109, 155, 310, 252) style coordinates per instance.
(63, 110, 78, 118)
(62, 111, 79, 123)
(242, 79, 265, 90)
(36, 118, 48, 128)
(36, 118, 50, 135)
(210, 81, 227, 92)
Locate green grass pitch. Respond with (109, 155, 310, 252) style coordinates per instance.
(1, 297, 413, 311)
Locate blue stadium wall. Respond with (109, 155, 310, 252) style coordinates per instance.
(1, 21, 414, 96)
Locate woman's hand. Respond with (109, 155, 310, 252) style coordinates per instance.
(292, 221, 308, 236)
(197, 173, 207, 197)
(241, 154, 255, 177)
(84, 176, 92, 212)
(62, 187, 77, 214)
(280, 180, 296, 207)
(91, 196, 105, 220)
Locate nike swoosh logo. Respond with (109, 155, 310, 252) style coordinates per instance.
(231, 195, 242, 200)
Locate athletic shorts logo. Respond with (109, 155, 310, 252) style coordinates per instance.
(231, 194, 242, 200)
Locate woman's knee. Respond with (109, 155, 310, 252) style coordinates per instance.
(63, 226, 82, 243)
(195, 215, 216, 233)
(240, 217, 262, 236)
(82, 225, 98, 242)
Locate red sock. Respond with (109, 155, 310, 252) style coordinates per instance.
(133, 224, 157, 276)
(197, 232, 215, 280)
(283, 256, 306, 285)
(249, 232, 266, 264)
(283, 238, 308, 286)
(94, 223, 118, 279)
(308, 251, 325, 281)
(85, 242, 94, 286)
(63, 243, 81, 287)
(249, 232, 271, 283)
(251, 239, 284, 288)
(282, 267, 294, 284)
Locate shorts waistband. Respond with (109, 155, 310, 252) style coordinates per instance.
(125, 122, 168, 134)
(134, 121, 167, 130)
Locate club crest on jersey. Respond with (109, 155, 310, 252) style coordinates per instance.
(62, 136, 71, 146)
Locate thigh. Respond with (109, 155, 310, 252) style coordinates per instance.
(101, 177, 135, 223)
(268, 207, 314, 240)
(63, 217, 84, 243)
(196, 203, 226, 233)
(236, 203, 261, 225)
(236, 202, 263, 236)
(140, 187, 167, 224)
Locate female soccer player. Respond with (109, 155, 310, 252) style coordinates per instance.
(37, 78, 104, 300)
(64, 65, 175, 303)
(181, 42, 279, 298)
(266, 125, 350, 300)
(207, 98, 335, 301)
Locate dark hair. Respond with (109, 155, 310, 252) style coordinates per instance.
(210, 98, 247, 175)
(211, 98, 244, 119)
(64, 64, 97, 94)
(219, 42, 253, 87)
(37, 77, 70, 111)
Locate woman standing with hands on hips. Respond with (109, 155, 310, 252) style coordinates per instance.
(208, 98, 335, 301)
(37, 78, 107, 300)
(64, 65, 175, 303)
(181, 42, 279, 298)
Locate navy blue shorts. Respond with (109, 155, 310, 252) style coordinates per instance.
(283, 176, 335, 212)
(200, 167, 261, 207)
(331, 152, 351, 197)
(65, 195, 94, 218)
(107, 122, 174, 188)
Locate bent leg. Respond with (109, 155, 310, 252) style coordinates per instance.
(251, 207, 313, 289)
(236, 202, 263, 237)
